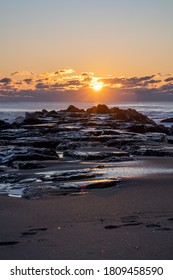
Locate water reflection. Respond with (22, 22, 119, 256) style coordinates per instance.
(103, 160, 173, 179)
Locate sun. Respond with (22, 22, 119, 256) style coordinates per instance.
(92, 82, 103, 91)
(90, 78, 104, 91)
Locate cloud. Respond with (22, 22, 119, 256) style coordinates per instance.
(49, 80, 84, 91)
(54, 69, 75, 75)
(23, 78, 33, 84)
(140, 79, 161, 87)
(1, 70, 173, 102)
(160, 83, 173, 92)
(101, 75, 157, 88)
(65, 80, 83, 86)
(11, 71, 19, 76)
(35, 83, 49, 89)
(164, 77, 173, 82)
(0, 78, 12, 84)
(11, 71, 34, 76)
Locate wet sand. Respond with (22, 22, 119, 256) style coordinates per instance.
(0, 157, 173, 260)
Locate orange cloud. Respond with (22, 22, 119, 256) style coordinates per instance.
(1, 70, 173, 102)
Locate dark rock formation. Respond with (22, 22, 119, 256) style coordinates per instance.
(0, 119, 11, 129)
(11, 161, 46, 169)
(61, 105, 85, 113)
(110, 107, 155, 124)
(43, 110, 59, 117)
(86, 104, 155, 124)
(0, 147, 59, 166)
(63, 150, 129, 160)
(161, 118, 173, 123)
(127, 124, 170, 134)
(86, 104, 110, 114)
(1, 104, 173, 198)
(21, 116, 44, 125)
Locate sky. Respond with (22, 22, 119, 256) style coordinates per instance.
(1, 0, 173, 102)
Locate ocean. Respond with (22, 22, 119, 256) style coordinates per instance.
(0, 101, 173, 126)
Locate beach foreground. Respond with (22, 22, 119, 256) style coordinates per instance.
(0, 157, 173, 260)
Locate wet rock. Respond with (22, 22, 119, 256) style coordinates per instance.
(161, 118, 173, 123)
(156, 124, 170, 135)
(11, 137, 61, 148)
(100, 156, 133, 162)
(63, 150, 128, 160)
(134, 147, 173, 157)
(167, 136, 173, 144)
(79, 178, 120, 190)
(62, 105, 85, 113)
(110, 107, 155, 124)
(44, 110, 59, 117)
(0, 166, 7, 172)
(127, 123, 170, 134)
(12, 116, 25, 125)
(25, 111, 43, 119)
(144, 133, 167, 143)
(11, 161, 46, 169)
(21, 116, 44, 125)
(0, 173, 20, 183)
(48, 169, 97, 182)
(57, 142, 81, 150)
(22, 185, 63, 199)
(0, 147, 59, 165)
(86, 104, 110, 114)
(42, 109, 48, 115)
(0, 119, 11, 129)
(3, 104, 173, 199)
(107, 138, 143, 147)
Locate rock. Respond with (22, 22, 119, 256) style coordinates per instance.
(107, 138, 143, 147)
(79, 178, 120, 189)
(25, 111, 43, 119)
(3, 104, 173, 199)
(47, 169, 97, 182)
(167, 136, 173, 144)
(100, 156, 133, 162)
(57, 142, 81, 150)
(62, 105, 85, 113)
(0, 119, 11, 129)
(144, 133, 167, 142)
(42, 109, 48, 115)
(13, 116, 25, 125)
(110, 107, 155, 124)
(95, 104, 110, 114)
(0, 173, 20, 184)
(11, 161, 46, 169)
(134, 147, 173, 157)
(126, 108, 155, 124)
(44, 110, 59, 117)
(21, 116, 44, 125)
(11, 137, 61, 149)
(127, 123, 170, 134)
(161, 118, 173, 123)
(63, 150, 129, 160)
(86, 106, 97, 114)
(86, 104, 110, 114)
(0, 147, 59, 166)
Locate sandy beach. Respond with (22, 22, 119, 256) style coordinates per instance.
(0, 157, 173, 260)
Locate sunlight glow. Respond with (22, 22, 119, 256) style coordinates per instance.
(90, 78, 103, 91)
(92, 83, 103, 91)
